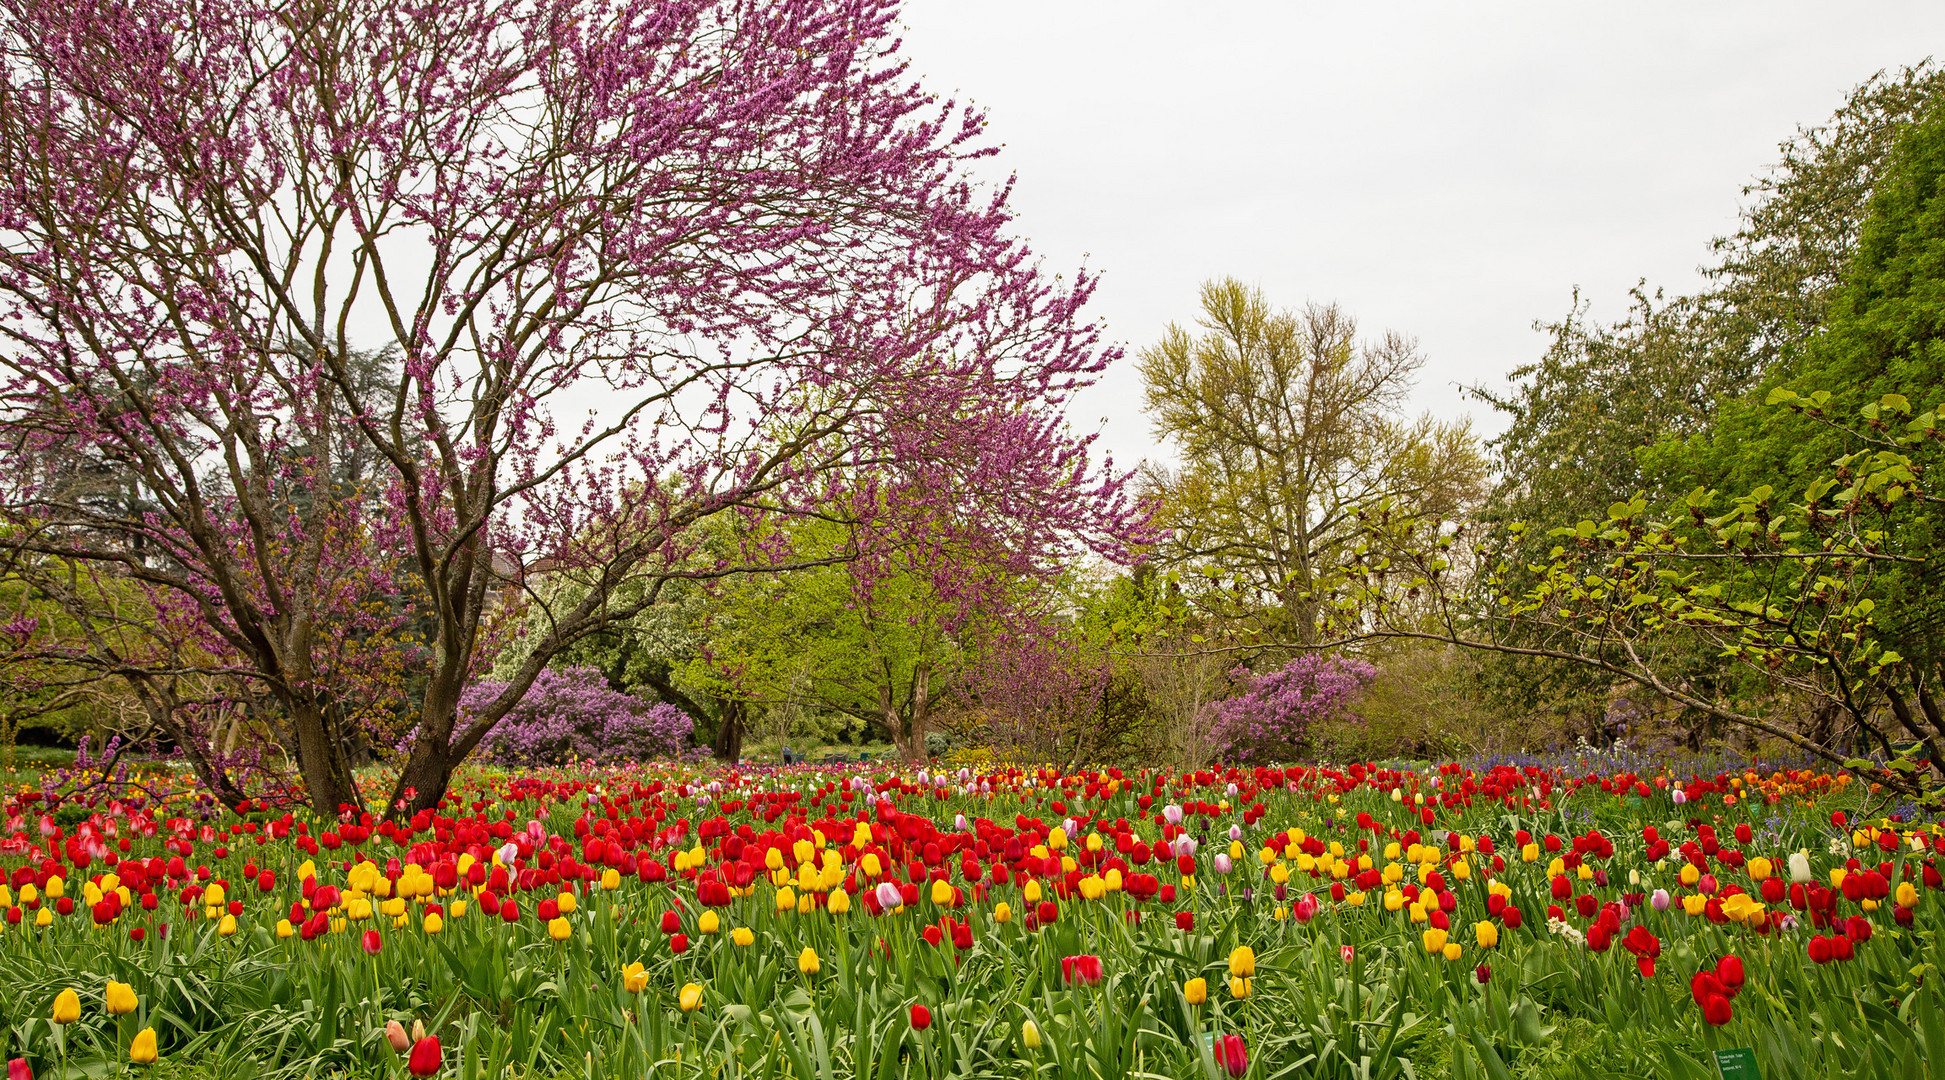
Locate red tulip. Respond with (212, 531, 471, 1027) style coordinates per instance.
(1702, 994, 1733, 1026)
(670, 933, 690, 954)
(1715, 955, 1745, 993)
(1036, 901, 1057, 926)
(909, 1004, 932, 1030)
(407, 1035, 442, 1076)
(1216, 1033, 1248, 1078)
(1807, 936, 1833, 964)
(659, 910, 681, 935)
(8, 1057, 32, 1080)
(1175, 911, 1194, 932)
(362, 929, 382, 955)
(1060, 954, 1103, 987)
(1475, 963, 1491, 984)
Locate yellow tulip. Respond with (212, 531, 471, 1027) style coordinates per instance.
(106, 981, 138, 1015)
(218, 914, 237, 937)
(679, 983, 704, 1012)
(861, 853, 882, 877)
(556, 892, 576, 915)
(1023, 880, 1043, 902)
(930, 879, 953, 905)
(1230, 976, 1252, 999)
(827, 890, 850, 915)
(1422, 928, 1448, 954)
(129, 1026, 158, 1064)
(52, 988, 80, 1024)
(423, 912, 443, 935)
(622, 961, 649, 994)
(1228, 946, 1255, 978)
(1184, 977, 1207, 1005)
(1897, 881, 1920, 909)
(1475, 921, 1499, 949)
(34, 907, 51, 928)
(45, 876, 63, 899)
(698, 910, 720, 934)
(276, 919, 295, 939)
(1747, 857, 1772, 881)
(798, 947, 821, 975)
(1442, 942, 1463, 962)
(548, 917, 572, 941)
(775, 887, 797, 912)
(732, 926, 755, 946)
(993, 902, 1012, 923)
(600, 868, 621, 891)
(1021, 1020, 1043, 1049)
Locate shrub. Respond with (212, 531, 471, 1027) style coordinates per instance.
(1209, 654, 1377, 763)
(467, 667, 692, 765)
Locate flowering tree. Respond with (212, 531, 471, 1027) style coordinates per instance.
(1209, 655, 1378, 763)
(0, 0, 1143, 816)
(466, 666, 690, 766)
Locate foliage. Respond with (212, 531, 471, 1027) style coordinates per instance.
(466, 667, 692, 767)
(1208, 654, 1377, 763)
(1139, 279, 1486, 644)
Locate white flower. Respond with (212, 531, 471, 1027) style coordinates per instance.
(1789, 851, 1814, 882)
(874, 881, 903, 911)
(1163, 804, 1185, 825)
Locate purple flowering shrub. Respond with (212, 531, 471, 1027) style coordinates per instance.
(1209, 654, 1378, 763)
(467, 666, 692, 765)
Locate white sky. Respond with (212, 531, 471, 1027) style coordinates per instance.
(897, 1, 1945, 471)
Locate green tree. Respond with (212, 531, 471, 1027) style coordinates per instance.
(1139, 279, 1486, 644)
(1350, 109, 1945, 798)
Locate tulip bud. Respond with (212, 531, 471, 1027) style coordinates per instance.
(385, 1020, 411, 1053)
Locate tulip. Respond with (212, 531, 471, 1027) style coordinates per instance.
(909, 1004, 932, 1030)
(1230, 976, 1251, 999)
(129, 1027, 158, 1064)
(106, 980, 137, 1016)
(670, 933, 690, 954)
(679, 983, 704, 1012)
(1216, 1033, 1248, 1078)
(407, 1036, 442, 1077)
(1060, 954, 1104, 987)
(386, 1020, 411, 1053)
(548, 917, 572, 941)
(1475, 963, 1492, 984)
(994, 902, 1012, 923)
(798, 947, 821, 975)
(1228, 945, 1255, 979)
(1474, 921, 1499, 949)
(622, 961, 649, 993)
(1020, 1020, 1043, 1049)
(1293, 893, 1319, 922)
(51, 989, 80, 1025)
(362, 929, 382, 955)
(1184, 977, 1207, 1005)
(1702, 995, 1733, 1026)
(1788, 852, 1813, 883)
(8, 1058, 31, 1080)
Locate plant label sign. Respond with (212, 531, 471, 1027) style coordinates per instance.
(1714, 1047, 1762, 1080)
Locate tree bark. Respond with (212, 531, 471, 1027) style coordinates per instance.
(712, 698, 745, 764)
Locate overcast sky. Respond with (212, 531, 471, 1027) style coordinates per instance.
(896, 1, 1945, 471)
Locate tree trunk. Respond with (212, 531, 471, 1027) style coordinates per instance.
(712, 698, 745, 764)
(290, 700, 363, 819)
(390, 731, 460, 818)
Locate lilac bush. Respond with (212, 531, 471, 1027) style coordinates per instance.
(467, 667, 692, 766)
(1210, 655, 1378, 763)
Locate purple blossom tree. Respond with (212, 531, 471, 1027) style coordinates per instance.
(0, 0, 1145, 816)
(467, 666, 691, 765)
(1209, 655, 1378, 763)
